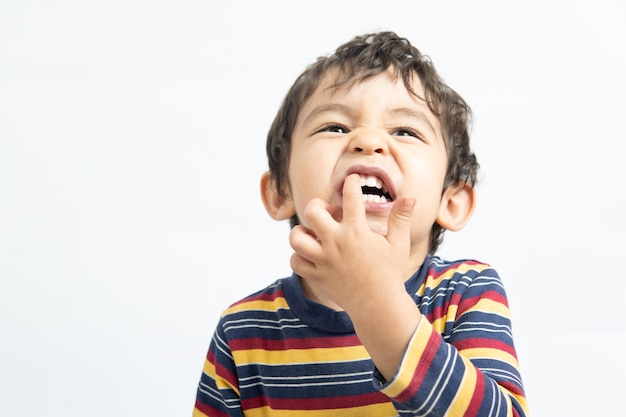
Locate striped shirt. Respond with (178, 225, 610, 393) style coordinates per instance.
(193, 256, 528, 416)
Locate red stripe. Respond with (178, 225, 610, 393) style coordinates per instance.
(207, 349, 239, 390)
(428, 261, 481, 281)
(458, 290, 508, 316)
(230, 335, 362, 351)
(231, 288, 285, 306)
(241, 391, 389, 410)
(194, 400, 232, 417)
(499, 379, 525, 398)
(453, 338, 517, 358)
(426, 305, 444, 323)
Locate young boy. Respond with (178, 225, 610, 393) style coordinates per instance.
(193, 31, 528, 417)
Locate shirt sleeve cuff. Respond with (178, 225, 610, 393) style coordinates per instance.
(372, 314, 433, 400)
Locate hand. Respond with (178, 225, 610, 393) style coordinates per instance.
(288, 173, 416, 313)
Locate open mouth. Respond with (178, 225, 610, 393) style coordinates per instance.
(359, 174, 393, 203)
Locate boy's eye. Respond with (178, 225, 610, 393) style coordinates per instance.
(392, 128, 422, 141)
(318, 124, 348, 134)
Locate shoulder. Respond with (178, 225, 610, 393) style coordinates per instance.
(426, 256, 498, 279)
(418, 257, 511, 331)
(419, 256, 505, 299)
(428, 255, 510, 302)
(214, 277, 305, 343)
(221, 277, 292, 318)
(423, 256, 503, 289)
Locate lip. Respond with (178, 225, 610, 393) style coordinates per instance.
(339, 164, 397, 202)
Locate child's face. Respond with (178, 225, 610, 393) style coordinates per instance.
(286, 68, 450, 259)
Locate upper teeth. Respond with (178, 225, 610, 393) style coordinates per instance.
(360, 175, 383, 189)
(359, 174, 389, 203)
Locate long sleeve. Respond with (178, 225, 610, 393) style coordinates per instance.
(375, 262, 528, 417)
(193, 321, 243, 417)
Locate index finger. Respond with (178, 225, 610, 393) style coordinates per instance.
(341, 173, 366, 225)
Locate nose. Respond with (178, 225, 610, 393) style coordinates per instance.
(349, 128, 388, 155)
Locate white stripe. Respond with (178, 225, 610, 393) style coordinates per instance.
(239, 369, 372, 383)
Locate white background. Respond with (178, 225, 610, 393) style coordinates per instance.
(1, 1, 624, 416)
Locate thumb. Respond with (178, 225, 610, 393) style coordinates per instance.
(386, 196, 416, 246)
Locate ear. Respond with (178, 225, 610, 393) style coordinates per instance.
(436, 182, 476, 231)
(260, 171, 296, 221)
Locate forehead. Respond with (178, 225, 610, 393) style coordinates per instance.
(317, 66, 426, 101)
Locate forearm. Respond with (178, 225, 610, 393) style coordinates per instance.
(348, 290, 422, 381)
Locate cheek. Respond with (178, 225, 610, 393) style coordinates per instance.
(403, 161, 447, 215)
(287, 164, 319, 211)
(289, 145, 337, 188)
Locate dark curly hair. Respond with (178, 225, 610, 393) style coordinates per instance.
(266, 31, 479, 254)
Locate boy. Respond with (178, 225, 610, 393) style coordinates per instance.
(193, 31, 528, 416)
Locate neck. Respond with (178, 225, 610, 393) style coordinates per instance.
(298, 276, 344, 311)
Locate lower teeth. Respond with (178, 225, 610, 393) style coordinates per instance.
(362, 194, 387, 203)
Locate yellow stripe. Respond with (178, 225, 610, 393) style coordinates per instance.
(501, 386, 530, 416)
(433, 297, 508, 334)
(244, 402, 396, 417)
(430, 316, 447, 333)
(232, 345, 369, 366)
(382, 318, 433, 398)
(445, 304, 459, 321)
(459, 298, 510, 318)
(202, 357, 214, 377)
(192, 407, 209, 417)
(446, 356, 477, 416)
(224, 297, 289, 315)
(459, 347, 519, 369)
(202, 358, 240, 395)
(417, 263, 490, 296)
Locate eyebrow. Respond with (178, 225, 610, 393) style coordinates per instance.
(300, 103, 354, 128)
(390, 107, 438, 136)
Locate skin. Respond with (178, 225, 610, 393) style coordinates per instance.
(261, 67, 475, 381)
